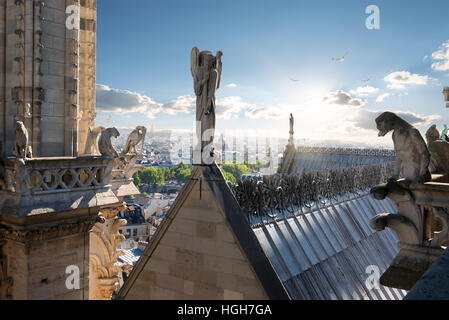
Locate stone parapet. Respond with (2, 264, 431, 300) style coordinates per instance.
(370, 175, 449, 290)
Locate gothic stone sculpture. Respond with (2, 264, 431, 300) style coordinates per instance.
(13, 121, 32, 161)
(85, 126, 105, 155)
(426, 125, 449, 175)
(99, 127, 120, 157)
(376, 112, 430, 183)
(121, 126, 147, 155)
(191, 47, 222, 164)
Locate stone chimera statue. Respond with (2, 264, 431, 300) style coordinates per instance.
(375, 111, 430, 183)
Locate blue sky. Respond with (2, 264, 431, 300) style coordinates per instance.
(95, 0, 449, 145)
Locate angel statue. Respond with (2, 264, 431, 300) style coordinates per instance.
(191, 47, 222, 165)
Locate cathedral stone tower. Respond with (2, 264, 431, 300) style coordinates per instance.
(0, 0, 96, 157)
(0, 0, 132, 300)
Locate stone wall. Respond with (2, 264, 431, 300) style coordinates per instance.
(123, 172, 269, 300)
(0, 0, 96, 157)
(5, 229, 90, 300)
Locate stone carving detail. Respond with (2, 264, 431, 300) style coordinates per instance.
(0, 241, 13, 300)
(0, 158, 112, 194)
(85, 126, 105, 155)
(425, 125, 449, 174)
(376, 111, 431, 183)
(232, 162, 395, 219)
(99, 128, 120, 157)
(191, 47, 223, 163)
(370, 179, 449, 290)
(90, 206, 129, 300)
(0, 216, 104, 243)
(121, 126, 147, 155)
(13, 121, 32, 161)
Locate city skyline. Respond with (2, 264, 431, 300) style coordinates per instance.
(95, 0, 449, 145)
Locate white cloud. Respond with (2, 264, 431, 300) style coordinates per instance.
(376, 93, 391, 102)
(216, 96, 250, 119)
(350, 85, 379, 96)
(384, 71, 431, 89)
(322, 90, 366, 107)
(349, 109, 440, 131)
(226, 83, 237, 88)
(161, 95, 195, 115)
(431, 40, 449, 71)
(245, 106, 282, 119)
(96, 84, 163, 118)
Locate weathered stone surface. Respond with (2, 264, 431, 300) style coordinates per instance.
(117, 164, 289, 300)
(405, 247, 449, 299)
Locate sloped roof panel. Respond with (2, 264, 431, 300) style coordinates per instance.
(252, 194, 407, 300)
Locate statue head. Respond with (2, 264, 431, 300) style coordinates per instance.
(426, 125, 440, 143)
(375, 112, 402, 137)
(106, 127, 120, 138)
(199, 51, 216, 68)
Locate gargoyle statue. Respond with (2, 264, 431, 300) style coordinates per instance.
(121, 126, 147, 155)
(376, 111, 430, 183)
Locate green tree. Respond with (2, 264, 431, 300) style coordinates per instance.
(139, 167, 165, 190)
(175, 168, 191, 183)
(222, 163, 250, 182)
(177, 162, 189, 171)
(133, 172, 141, 188)
(222, 171, 236, 184)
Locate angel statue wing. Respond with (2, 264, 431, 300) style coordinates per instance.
(191, 47, 200, 78)
(216, 51, 223, 89)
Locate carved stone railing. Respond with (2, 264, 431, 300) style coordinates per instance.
(0, 156, 118, 218)
(0, 156, 114, 195)
(232, 162, 395, 221)
(370, 175, 449, 290)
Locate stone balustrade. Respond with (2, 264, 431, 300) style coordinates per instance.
(0, 156, 115, 195)
(370, 174, 449, 290)
(0, 156, 118, 218)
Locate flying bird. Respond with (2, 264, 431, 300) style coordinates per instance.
(332, 52, 348, 62)
(361, 77, 372, 83)
(289, 77, 301, 82)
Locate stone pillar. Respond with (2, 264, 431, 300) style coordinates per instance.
(0, 215, 102, 300)
(78, 0, 96, 155)
(89, 204, 129, 300)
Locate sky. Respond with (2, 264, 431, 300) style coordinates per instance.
(95, 0, 449, 146)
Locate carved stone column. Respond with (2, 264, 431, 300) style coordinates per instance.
(89, 204, 129, 300)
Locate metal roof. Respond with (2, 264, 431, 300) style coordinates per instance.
(118, 247, 143, 265)
(252, 194, 407, 300)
